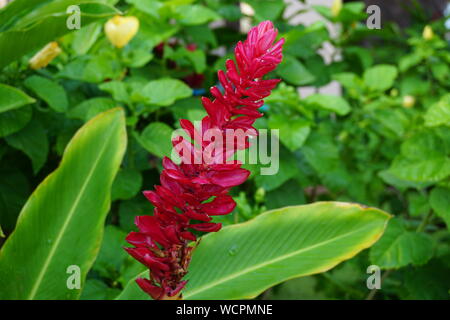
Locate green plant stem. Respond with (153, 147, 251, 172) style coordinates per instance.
(416, 210, 433, 233)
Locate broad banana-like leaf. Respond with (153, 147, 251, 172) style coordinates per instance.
(0, 0, 120, 69)
(117, 202, 390, 300)
(0, 108, 127, 299)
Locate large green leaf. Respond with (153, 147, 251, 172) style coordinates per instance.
(0, 83, 35, 113)
(117, 202, 390, 300)
(0, 0, 120, 69)
(0, 108, 127, 299)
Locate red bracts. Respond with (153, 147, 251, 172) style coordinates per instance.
(125, 21, 284, 300)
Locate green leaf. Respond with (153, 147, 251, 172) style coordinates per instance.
(246, 0, 285, 21)
(24, 76, 68, 112)
(283, 23, 329, 59)
(174, 5, 221, 25)
(0, 108, 127, 299)
(0, 225, 3, 238)
(59, 51, 123, 83)
(407, 192, 430, 217)
(70, 22, 102, 55)
(92, 225, 128, 280)
(269, 115, 311, 151)
(253, 146, 299, 191)
(429, 187, 450, 230)
(399, 53, 422, 72)
(388, 129, 450, 183)
(185, 49, 206, 73)
(111, 168, 142, 201)
(0, 168, 30, 234)
(305, 94, 351, 116)
(276, 55, 315, 86)
(99, 82, 130, 104)
(68, 97, 117, 121)
(424, 94, 450, 127)
(0, 106, 33, 137)
(138, 78, 192, 106)
(0, 83, 35, 113)
(5, 118, 49, 174)
(363, 65, 398, 92)
(80, 279, 121, 300)
(370, 218, 434, 269)
(118, 202, 390, 300)
(0, 0, 120, 69)
(135, 122, 174, 158)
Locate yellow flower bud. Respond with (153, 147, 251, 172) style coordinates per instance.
(331, 0, 343, 17)
(29, 42, 62, 70)
(422, 25, 434, 41)
(105, 15, 139, 49)
(402, 95, 415, 108)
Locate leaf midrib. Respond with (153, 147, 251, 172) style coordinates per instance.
(27, 124, 114, 300)
(184, 224, 377, 298)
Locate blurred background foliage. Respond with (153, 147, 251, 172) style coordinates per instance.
(0, 0, 449, 300)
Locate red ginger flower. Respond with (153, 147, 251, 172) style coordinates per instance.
(125, 21, 284, 300)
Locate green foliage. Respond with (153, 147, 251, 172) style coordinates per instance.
(0, 84, 35, 113)
(0, 109, 127, 299)
(0, 0, 120, 69)
(117, 202, 390, 299)
(0, 0, 449, 300)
